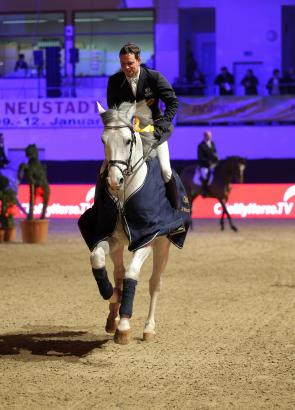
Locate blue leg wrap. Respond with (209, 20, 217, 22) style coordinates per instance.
(92, 267, 113, 300)
(119, 278, 137, 318)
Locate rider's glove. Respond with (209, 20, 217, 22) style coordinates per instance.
(154, 117, 171, 141)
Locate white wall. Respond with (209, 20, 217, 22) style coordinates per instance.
(3, 125, 295, 161)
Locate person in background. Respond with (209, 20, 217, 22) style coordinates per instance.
(283, 67, 295, 95)
(197, 130, 219, 193)
(190, 70, 206, 96)
(214, 67, 235, 95)
(107, 42, 181, 211)
(14, 54, 28, 72)
(0, 133, 9, 169)
(241, 69, 259, 95)
(266, 69, 283, 95)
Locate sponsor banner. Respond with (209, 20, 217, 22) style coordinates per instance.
(178, 96, 295, 123)
(0, 98, 107, 129)
(192, 184, 295, 218)
(13, 184, 295, 219)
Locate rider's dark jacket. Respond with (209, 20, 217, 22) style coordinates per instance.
(0, 145, 9, 169)
(197, 140, 218, 168)
(107, 65, 179, 143)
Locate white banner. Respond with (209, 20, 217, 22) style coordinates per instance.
(178, 96, 295, 123)
(0, 98, 107, 129)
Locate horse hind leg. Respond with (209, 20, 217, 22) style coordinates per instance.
(220, 200, 238, 232)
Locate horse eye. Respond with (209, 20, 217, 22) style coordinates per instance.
(126, 139, 131, 145)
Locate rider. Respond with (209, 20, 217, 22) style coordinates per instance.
(106, 43, 181, 211)
(0, 133, 9, 169)
(197, 131, 219, 193)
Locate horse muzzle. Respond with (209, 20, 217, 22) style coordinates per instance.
(107, 176, 124, 192)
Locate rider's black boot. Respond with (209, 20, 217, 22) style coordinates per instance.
(165, 175, 180, 209)
(165, 175, 186, 236)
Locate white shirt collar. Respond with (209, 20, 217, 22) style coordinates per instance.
(126, 67, 140, 83)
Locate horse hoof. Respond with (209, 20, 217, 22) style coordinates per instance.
(105, 315, 119, 334)
(114, 329, 130, 345)
(232, 226, 238, 232)
(143, 331, 156, 342)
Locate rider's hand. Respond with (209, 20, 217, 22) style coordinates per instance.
(154, 117, 171, 141)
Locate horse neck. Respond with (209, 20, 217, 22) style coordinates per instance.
(213, 161, 232, 186)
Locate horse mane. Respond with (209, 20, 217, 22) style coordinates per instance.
(101, 103, 134, 127)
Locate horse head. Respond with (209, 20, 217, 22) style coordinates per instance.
(223, 156, 246, 183)
(97, 101, 146, 192)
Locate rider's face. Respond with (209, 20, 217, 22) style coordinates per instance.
(120, 53, 141, 78)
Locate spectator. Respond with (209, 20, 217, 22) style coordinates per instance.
(241, 69, 258, 95)
(185, 40, 197, 85)
(173, 76, 189, 96)
(190, 70, 206, 96)
(14, 54, 28, 72)
(0, 133, 9, 169)
(214, 67, 234, 95)
(283, 67, 295, 95)
(266, 69, 283, 95)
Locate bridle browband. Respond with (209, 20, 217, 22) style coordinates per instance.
(104, 123, 154, 178)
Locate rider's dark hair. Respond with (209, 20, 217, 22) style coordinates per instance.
(119, 43, 141, 59)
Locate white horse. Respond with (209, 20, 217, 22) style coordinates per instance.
(78, 101, 190, 344)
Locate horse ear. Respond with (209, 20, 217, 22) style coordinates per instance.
(96, 102, 106, 114)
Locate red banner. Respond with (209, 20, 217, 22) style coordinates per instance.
(14, 184, 295, 219)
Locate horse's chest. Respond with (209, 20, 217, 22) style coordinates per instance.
(111, 214, 129, 245)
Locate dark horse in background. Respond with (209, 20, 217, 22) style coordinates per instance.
(180, 156, 246, 231)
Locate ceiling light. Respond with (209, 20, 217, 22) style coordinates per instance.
(118, 17, 153, 21)
(3, 19, 47, 24)
(75, 18, 103, 23)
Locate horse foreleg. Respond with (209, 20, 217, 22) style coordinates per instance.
(90, 241, 119, 303)
(105, 244, 125, 334)
(115, 245, 152, 344)
(143, 237, 170, 341)
(220, 199, 238, 232)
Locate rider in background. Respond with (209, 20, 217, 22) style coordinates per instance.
(0, 133, 9, 169)
(197, 131, 219, 193)
(106, 43, 180, 210)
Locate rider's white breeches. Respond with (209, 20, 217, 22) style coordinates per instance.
(200, 167, 209, 179)
(156, 141, 172, 183)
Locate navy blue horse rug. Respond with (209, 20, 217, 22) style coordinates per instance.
(78, 157, 191, 252)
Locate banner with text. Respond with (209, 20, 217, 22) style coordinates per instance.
(13, 184, 295, 219)
(0, 98, 107, 129)
(178, 96, 295, 123)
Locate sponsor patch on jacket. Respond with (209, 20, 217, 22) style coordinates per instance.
(144, 87, 153, 97)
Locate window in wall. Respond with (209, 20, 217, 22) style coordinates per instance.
(0, 13, 65, 78)
(178, 8, 215, 96)
(74, 10, 154, 77)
